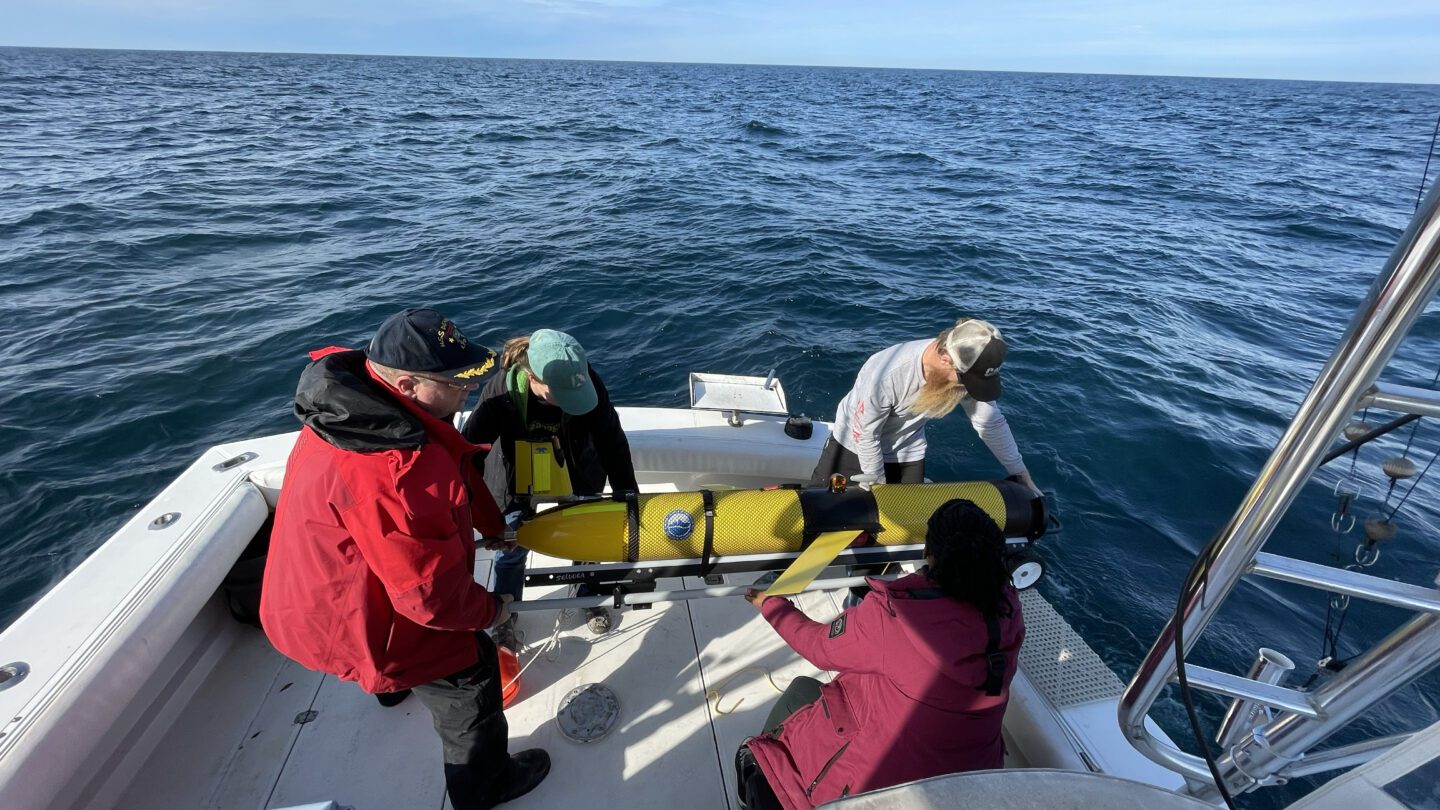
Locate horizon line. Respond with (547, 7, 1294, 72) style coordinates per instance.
(3, 43, 1436, 88)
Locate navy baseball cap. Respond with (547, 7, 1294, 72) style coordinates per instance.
(367, 308, 498, 384)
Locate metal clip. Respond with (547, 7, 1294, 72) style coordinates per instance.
(1332, 476, 1363, 502)
(1355, 544, 1382, 567)
(1330, 477, 1362, 533)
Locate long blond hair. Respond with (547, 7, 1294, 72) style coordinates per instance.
(909, 330, 967, 418)
(501, 336, 532, 374)
(910, 376, 966, 418)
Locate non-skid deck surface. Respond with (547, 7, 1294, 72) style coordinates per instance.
(117, 552, 845, 809)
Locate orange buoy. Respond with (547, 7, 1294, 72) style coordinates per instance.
(498, 645, 522, 707)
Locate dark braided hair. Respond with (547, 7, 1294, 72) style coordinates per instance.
(923, 498, 1013, 619)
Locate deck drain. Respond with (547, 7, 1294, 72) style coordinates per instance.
(556, 683, 618, 743)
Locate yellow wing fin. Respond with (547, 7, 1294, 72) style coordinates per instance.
(763, 530, 864, 597)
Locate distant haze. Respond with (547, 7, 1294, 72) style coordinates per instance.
(4, 0, 1438, 84)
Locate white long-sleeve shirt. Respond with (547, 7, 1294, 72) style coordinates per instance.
(830, 339, 1027, 479)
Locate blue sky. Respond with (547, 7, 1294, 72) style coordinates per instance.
(5, 0, 1438, 83)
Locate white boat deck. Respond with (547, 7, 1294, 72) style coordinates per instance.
(0, 409, 1188, 810)
(115, 549, 864, 809)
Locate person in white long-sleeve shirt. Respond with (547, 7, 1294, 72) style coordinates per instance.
(810, 318, 1041, 496)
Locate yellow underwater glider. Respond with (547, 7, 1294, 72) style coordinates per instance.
(516, 479, 1043, 564)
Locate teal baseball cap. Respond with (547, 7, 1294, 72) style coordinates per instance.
(529, 329, 598, 415)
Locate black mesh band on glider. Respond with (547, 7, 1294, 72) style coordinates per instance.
(700, 489, 717, 573)
(626, 492, 640, 563)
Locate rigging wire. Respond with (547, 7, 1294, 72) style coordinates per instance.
(1391, 112, 1440, 467)
(1313, 523, 1359, 680)
(1172, 538, 1241, 810)
(1304, 108, 1440, 700)
(1415, 111, 1440, 213)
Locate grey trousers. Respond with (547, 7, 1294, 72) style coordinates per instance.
(762, 675, 824, 734)
(412, 633, 510, 810)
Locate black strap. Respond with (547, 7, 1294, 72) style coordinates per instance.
(981, 613, 1005, 697)
(796, 487, 881, 548)
(625, 492, 641, 563)
(699, 489, 717, 573)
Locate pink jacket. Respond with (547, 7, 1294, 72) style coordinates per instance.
(747, 572, 1024, 808)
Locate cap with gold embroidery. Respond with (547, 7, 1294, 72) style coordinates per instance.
(367, 308, 498, 384)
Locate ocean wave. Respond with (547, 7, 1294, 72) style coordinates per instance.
(1, 201, 99, 230)
(471, 130, 534, 142)
(871, 149, 942, 165)
(740, 119, 793, 137)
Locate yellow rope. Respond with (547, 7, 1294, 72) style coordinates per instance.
(705, 666, 787, 716)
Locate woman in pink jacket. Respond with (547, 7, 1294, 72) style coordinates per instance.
(737, 499, 1025, 809)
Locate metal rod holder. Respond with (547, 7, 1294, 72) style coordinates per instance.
(1203, 612, 1440, 799)
(1214, 648, 1296, 749)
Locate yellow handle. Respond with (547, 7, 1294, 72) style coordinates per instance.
(533, 445, 551, 491)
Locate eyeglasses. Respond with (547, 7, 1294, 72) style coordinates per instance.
(412, 375, 480, 392)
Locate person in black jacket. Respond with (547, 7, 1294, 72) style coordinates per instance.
(462, 329, 638, 648)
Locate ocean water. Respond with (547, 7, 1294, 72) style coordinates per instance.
(3, 47, 1440, 803)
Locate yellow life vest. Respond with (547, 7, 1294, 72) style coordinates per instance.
(509, 367, 573, 499)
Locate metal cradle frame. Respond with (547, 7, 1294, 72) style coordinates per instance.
(510, 544, 937, 613)
(1118, 183, 1440, 799)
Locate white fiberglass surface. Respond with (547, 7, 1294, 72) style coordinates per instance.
(106, 421, 1102, 808)
(117, 547, 844, 809)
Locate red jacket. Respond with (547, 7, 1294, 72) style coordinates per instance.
(747, 572, 1024, 809)
(261, 348, 505, 694)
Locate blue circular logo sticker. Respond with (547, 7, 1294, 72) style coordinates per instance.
(663, 509, 695, 540)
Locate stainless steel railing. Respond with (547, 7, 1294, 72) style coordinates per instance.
(1117, 181, 1440, 799)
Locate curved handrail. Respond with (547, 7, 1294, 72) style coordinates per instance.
(1117, 182, 1440, 795)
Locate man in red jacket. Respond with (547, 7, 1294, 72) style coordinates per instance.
(261, 308, 550, 810)
(736, 499, 1025, 809)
